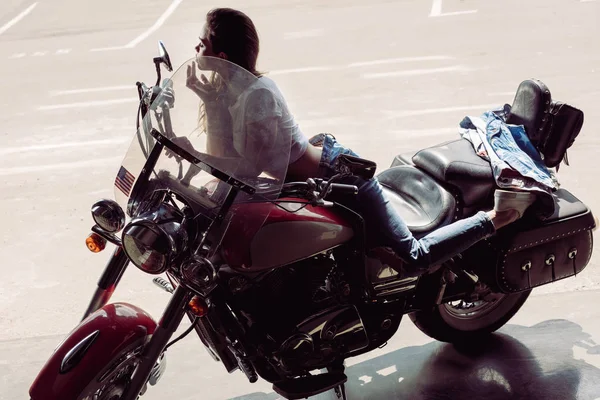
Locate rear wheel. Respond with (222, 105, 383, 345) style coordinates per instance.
(409, 290, 531, 343)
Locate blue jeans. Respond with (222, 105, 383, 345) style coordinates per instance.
(315, 134, 496, 275)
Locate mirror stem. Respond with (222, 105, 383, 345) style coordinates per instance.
(153, 57, 162, 87)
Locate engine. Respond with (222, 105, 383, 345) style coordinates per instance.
(222, 253, 369, 375)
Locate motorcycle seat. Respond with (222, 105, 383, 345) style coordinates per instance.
(377, 165, 456, 236)
(392, 79, 554, 209)
(410, 139, 495, 208)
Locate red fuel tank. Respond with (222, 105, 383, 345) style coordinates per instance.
(220, 200, 354, 271)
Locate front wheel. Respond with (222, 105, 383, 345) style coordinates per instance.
(409, 290, 532, 343)
(29, 303, 157, 400)
(76, 344, 143, 400)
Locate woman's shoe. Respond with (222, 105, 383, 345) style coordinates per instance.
(494, 189, 537, 219)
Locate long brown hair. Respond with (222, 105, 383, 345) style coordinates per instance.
(205, 8, 262, 77)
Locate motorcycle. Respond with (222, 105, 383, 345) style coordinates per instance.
(29, 41, 596, 400)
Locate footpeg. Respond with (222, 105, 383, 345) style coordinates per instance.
(273, 372, 347, 400)
(462, 270, 479, 284)
(153, 277, 174, 294)
(148, 353, 167, 386)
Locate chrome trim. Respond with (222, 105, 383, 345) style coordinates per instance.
(374, 285, 417, 297)
(180, 256, 217, 295)
(91, 199, 126, 233)
(59, 330, 100, 374)
(148, 353, 167, 386)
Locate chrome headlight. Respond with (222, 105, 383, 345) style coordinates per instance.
(121, 204, 187, 274)
(91, 199, 126, 233)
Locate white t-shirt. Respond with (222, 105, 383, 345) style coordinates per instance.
(228, 75, 308, 165)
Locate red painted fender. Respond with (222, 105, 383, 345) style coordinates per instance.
(29, 302, 157, 400)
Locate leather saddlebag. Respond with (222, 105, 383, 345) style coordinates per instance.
(475, 189, 595, 293)
(539, 101, 584, 168)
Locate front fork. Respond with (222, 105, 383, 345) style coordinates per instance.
(123, 285, 192, 399)
(82, 247, 130, 320)
(82, 245, 193, 400)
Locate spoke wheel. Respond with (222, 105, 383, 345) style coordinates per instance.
(409, 290, 531, 343)
(442, 293, 507, 321)
(78, 346, 143, 400)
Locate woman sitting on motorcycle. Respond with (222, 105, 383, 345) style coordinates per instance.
(186, 7, 536, 277)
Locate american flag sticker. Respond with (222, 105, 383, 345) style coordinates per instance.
(115, 166, 135, 197)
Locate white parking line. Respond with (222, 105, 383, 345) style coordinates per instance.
(91, 0, 184, 51)
(0, 2, 38, 36)
(50, 85, 134, 96)
(8, 49, 72, 59)
(348, 55, 454, 68)
(268, 55, 457, 76)
(382, 103, 501, 119)
(0, 157, 122, 176)
(388, 127, 460, 137)
(430, 0, 443, 16)
(269, 66, 335, 76)
(44, 55, 466, 101)
(38, 98, 139, 111)
(429, 0, 477, 17)
(437, 10, 478, 16)
(362, 65, 471, 79)
(126, 0, 184, 48)
(90, 46, 128, 52)
(0, 138, 130, 156)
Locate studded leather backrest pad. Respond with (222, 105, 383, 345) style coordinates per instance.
(506, 79, 552, 146)
(506, 79, 585, 169)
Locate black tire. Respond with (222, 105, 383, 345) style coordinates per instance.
(76, 343, 144, 400)
(409, 290, 532, 343)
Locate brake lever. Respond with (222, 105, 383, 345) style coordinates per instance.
(317, 174, 342, 200)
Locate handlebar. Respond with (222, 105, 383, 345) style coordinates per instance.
(328, 183, 359, 195)
(281, 179, 358, 204)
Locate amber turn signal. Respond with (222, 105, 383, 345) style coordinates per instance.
(86, 233, 107, 253)
(189, 296, 208, 317)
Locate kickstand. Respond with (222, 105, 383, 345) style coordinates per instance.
(328, 362, 347, 400)
(334, 383, 347, 400)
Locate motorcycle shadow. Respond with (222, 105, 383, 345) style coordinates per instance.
(231, 319, 600, 400)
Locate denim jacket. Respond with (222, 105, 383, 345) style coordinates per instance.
(459, 106, 557, 219)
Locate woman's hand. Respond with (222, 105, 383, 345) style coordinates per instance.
(186, 61, 217, 102)
(165, 136, 197, 160)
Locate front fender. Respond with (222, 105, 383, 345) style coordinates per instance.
(29, 302, 157, 400)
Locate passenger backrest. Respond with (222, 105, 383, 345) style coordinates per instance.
(506, 79, 584, 169)
(506, 79, 552, 147)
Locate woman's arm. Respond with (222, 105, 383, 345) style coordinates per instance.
(235, 88, 284, 172)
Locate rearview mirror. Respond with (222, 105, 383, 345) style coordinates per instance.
(157, 40, 173, 72)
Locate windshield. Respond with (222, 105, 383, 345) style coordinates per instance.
(114, 56, 291, 218)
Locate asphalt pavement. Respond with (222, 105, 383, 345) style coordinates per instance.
(0, 0, 599, 399)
